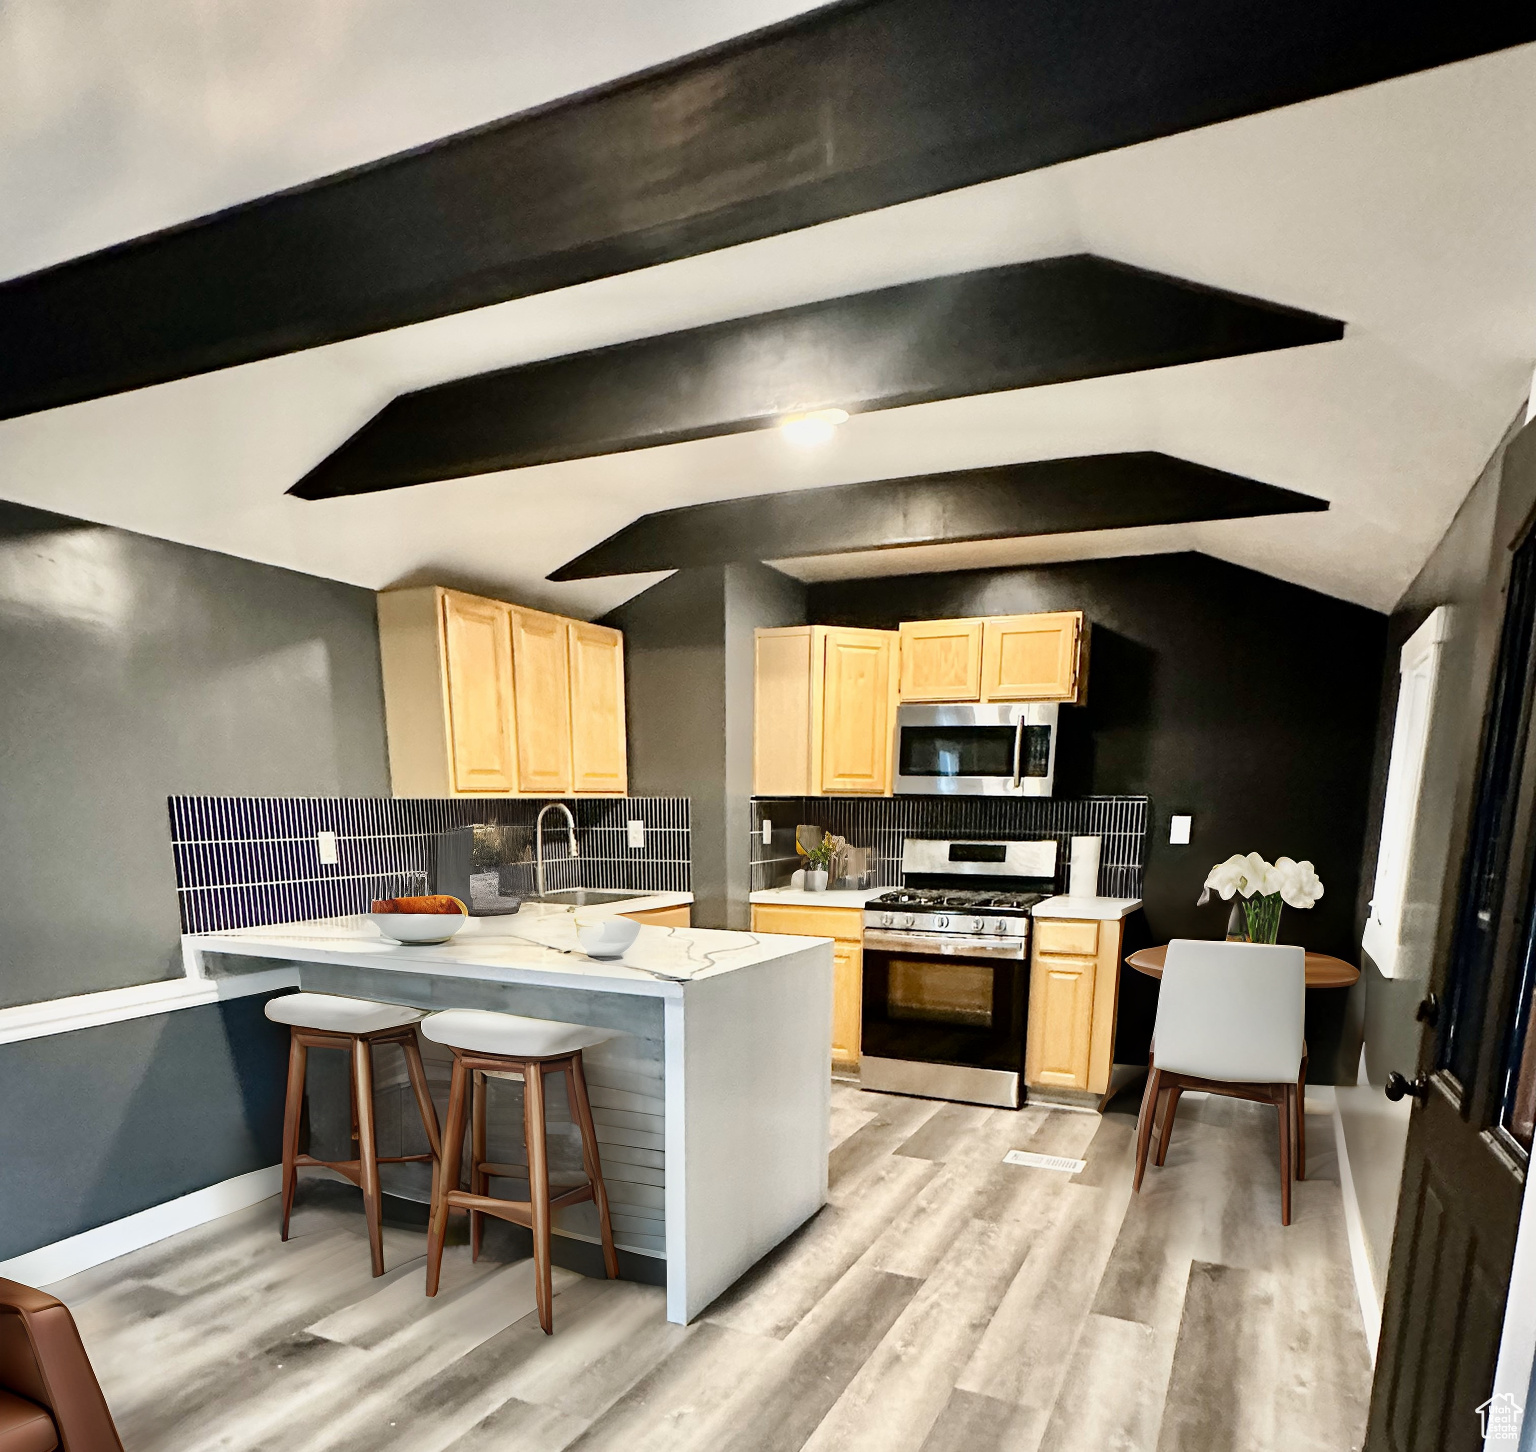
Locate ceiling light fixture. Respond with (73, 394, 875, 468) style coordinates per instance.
(778, 408, 849, 447)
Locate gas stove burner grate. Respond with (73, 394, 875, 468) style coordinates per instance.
(867, 888, 1049, 914)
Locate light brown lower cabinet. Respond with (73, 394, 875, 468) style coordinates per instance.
(621, 904, 692, 928)
(751, 903, 862, 1067)
(1025, 916, 1124, 1094)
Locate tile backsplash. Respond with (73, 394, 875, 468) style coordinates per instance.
(749, 795, 1148, 898)
(169, 795, 690, 934)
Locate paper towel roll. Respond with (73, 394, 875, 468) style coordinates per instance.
(1069, 836, 1102, 898)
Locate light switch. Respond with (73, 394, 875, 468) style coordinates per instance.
(1169, 815, 1192, 846)
(761, 818, 773, 845)
(317, 830, 339, 865)
(627, 819, 646, 850)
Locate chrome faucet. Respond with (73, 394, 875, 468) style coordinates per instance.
(535, 802, 579, 900)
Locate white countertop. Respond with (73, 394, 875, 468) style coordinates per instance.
(748, 887, 888, 908)
(186, 896, 812, 1000)
(1032, 895, 1142, 920)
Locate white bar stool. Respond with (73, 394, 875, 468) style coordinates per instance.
(420, 1009, 620, 1334)
(264, 992, 443, 1275)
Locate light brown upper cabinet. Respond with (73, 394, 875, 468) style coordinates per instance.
(441, 592, 517, 793)
(894, 611, 1087, 704)
(377, 586, 627, 797)
(567, 621, 628, 794)
(753, 625, 897, 796)
(898, 619, 983, 701)
(821, 628, 896, 793)
(508, 606, 574, 795)
(981, 611, 1085, 702)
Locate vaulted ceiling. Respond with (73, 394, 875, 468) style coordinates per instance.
(1, 2, 1533, 619)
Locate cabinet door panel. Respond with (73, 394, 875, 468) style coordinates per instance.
(982, 612, 1082, 700)
(568, 622, 627, 794)
(1027, 953, 1096, 1088)
(820, 630, 894, 794)
(899, 619, 983, 701)
(832, 942, 862, 1066)
(510, 607, 573, 794)
(754, 629, 813, 796)
(441, 592, 516, 794)
(750, 904, 863, 942)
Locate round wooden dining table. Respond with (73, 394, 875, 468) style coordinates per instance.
(1125, 943, 1359, 988)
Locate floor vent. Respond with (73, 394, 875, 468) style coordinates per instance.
(1003, 1149, 1087, 1174)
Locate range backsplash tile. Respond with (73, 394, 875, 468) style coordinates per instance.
(169, 795, 690, 934)
(748, 795, 1148, 898)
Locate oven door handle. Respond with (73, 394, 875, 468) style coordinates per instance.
(1011, 714, 1025, 788)
(862, 929, 1028, 960)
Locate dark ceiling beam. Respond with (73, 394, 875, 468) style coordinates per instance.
(2, 0, 1530, 422)
(547, 453, 1327, 580)
(289, 256, 1342, 499)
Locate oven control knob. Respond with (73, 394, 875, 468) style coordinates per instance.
(899, 913, 916, 930)
(934, 914, 951, 929)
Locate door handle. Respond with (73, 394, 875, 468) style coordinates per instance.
(1011, 716, 1024, 788)
(1384, 1071, 1430, 1105)
(1415, 993, 1440, 1027)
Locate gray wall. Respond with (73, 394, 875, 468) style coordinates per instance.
(1341, 410, 1535, 1296)
(0, 499, 391, 1261)
(605, 563, 804, 928)
(0, 499, 390, 1008)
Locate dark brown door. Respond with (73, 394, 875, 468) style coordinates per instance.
(1368, 452, 1536, 1451)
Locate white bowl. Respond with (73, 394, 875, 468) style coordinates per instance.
(576, 917, 641, 959)
(369, 911, 466, 945)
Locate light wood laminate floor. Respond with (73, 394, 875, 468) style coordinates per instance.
(49, 1085, 1371, 1452)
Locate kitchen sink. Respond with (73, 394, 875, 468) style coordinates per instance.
(538, 889, 645, 906)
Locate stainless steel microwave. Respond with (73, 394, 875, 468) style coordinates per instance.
(893, 702, 1059, 796)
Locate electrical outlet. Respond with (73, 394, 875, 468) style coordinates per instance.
(316, 830, 339, 865)
(761, 818, 773, 845)
(627, 819, 646, 850)
(1169, 815, 1192, 846)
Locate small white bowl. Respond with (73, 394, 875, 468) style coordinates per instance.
(369, 911, 466, 945)
(576, 917, 641, 959)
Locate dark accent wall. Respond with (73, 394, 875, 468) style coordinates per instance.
(0, 499, 391, 1260)
(0, 500, 390, 1008)
(603, 563, 805, 929)
(809, 551, 1387, 1080)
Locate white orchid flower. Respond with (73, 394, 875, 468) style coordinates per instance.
(1203, 853, 1250, 901)
(1276, 857, 1324, 910)
(1238, 851, 1281, 899)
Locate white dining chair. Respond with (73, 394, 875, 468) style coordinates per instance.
(1132, 938, 1307, 1224)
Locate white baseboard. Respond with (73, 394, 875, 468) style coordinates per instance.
(0, 1166, 281, 1288)
(1322, 1085, 1382, 1357)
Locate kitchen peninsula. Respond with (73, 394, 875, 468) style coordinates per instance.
(182, 905, 831, 1324)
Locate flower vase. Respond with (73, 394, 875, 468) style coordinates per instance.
(804, 869, 828, 892)
(1242, 892, 1284, 944)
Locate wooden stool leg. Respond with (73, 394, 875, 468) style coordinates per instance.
(401, 1033, 442, 1204)
(1154, 1085, 1184, 1167)
(1275, 1085, 1292, 1226)
(525, 1062, 554, 1334)
(1133, 1067, 1163, 1192)
(426, 1054, 470, 1297)
(280, 1030, 307, 1240)
(353, 1035, 385, 1277)
(567, 1056, 618, 1280)
(470, 1070, 489, 1263)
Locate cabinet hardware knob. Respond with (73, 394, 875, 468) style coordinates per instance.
(1415, 993, 1440, 1027)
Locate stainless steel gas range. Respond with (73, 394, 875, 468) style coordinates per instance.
(860, 837, 1058, 1109)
